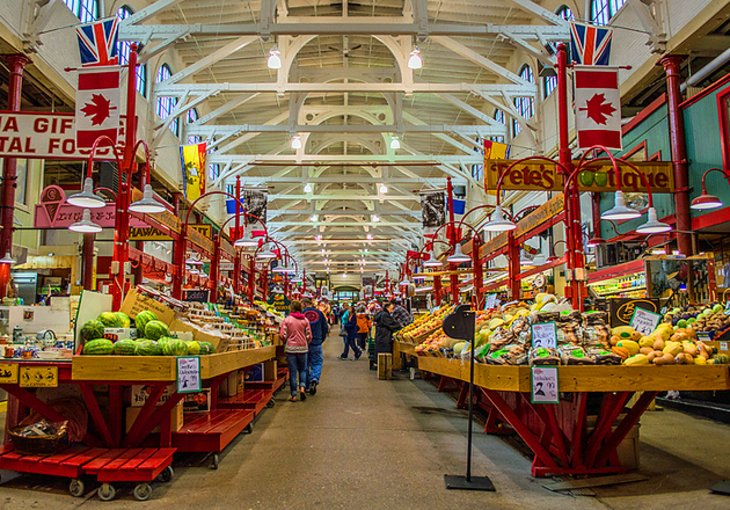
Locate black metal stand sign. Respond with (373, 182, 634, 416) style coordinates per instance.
(442, 304, 496, 492)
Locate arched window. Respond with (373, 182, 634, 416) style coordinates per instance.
(591, 0, 626, 25)
(209, 164, 221, 181)
(186, 108, 201, 144)
(117, 6, 147, 97)
(155, 64, 179, 136)
(63, 0, 99, 22)
(492, 109, 505, 143)
(543, 6, 575, 98)
(512, 65, 534, 137)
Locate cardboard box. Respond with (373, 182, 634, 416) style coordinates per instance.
(121, 288, 176, 324)
(182, 389, 212, 412)
(169, 318, 227, 351)
(104, 328, 138, 342)
(125, 401, 183, 433)
(219, 370, 244, 397)
(130, 384, 174, 407)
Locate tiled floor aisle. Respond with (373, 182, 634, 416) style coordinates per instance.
(1, 334, 729, 509)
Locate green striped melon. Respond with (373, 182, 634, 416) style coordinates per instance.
(83, 338, 114, 355)
(135, 340, 161, 356)
(113, 338, 137, 356)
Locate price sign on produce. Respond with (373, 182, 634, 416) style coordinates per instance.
(531, 367, 559, 404)
(485, 294, 498, 310)
(531, 322, 557, 349)
(176, 356, 201, 394)
(629, 307, 662, 336)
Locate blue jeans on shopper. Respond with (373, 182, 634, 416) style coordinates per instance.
(308, 343, 324, 383)
(286, 352, 308, 397)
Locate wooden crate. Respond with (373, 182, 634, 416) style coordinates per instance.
(378, 353, 392, 380)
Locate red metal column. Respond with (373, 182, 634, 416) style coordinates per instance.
(433, 275, 442, 305)
(171, 193, 184, 298)
(233, 177, 242, 294)
(446, 177, 460, 302)
(591, 192, 602, 239)
(111, 46, 139, 309)
(248, 255, 256, 302)
(556, 42, 585, 311)
(508, 232, 521, 299)
(661, 55, 693, 256)
(472, 235, 484, 309)
(0, 54, 31, 298)
(82, 234, 96, 290)
(132, 167, 144, 286)
(210, 234, 220, 302)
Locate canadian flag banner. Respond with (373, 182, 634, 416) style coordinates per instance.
(75, 67, 120, 149)
(574, 66, 622, 150)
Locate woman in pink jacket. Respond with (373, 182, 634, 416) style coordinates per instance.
(279, 300, 313, 402)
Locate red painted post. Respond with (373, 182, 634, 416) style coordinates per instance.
(446, 177, 460, 302)
(111, 45, 139, 309)
(233, 177, 242, 294)
(250, 256, 256, 302)
(508, 232, 521, 299)
(472, 235, 484, 309)
(433, 275, 442, 305)
(82, 234, 95, 290)
(0, 54, 31, 298)
(660, 55, 693, 256)
(210, 233, 220, 302)
(556, 42, 585, 311)
(302, 269, 307, 294)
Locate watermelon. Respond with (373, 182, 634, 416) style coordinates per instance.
(198, 341, 215, 355)
(161, 339, 188, 356)
(114, 312, 131, 328)
(80, 320, 105, 342)
(134, 310, 158, 334)
(144, 320, 169, 340)
(186, 341, 200, 355)
(135, 340, 161, 356)
(113, 338, 137, 355)
(83, 338, 114, 355)
(98, 312, 121, 328)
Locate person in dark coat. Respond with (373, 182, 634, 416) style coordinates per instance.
(371, 301, 402, 370)
(340, 305, 362, 360)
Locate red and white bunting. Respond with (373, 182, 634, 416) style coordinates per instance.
(574, 66, 622, 150)
(75, 67, 120, 149)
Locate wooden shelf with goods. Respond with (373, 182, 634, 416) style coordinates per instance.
(416, 357, 730, 392)
(71, 347, 276, 382)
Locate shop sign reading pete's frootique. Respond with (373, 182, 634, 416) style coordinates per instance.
(485, 160, 674, 193)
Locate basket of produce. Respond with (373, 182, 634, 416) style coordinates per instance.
(8, 420, 68, 455)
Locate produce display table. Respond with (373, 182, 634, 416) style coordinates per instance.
(414, 356, 730, 477)
(1, 346, 279, 493)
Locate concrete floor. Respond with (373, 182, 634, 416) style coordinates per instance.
(1, 335, 729, 509)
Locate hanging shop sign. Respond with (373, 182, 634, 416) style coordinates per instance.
(129, 224, 211, 242)
(0, 111, 126, 160)
(130, 187, 181, 234)
(267, 292, 290, 315)
(183, 290, 210, 303)
(513, 194, 565, 238)
(34, 185, 116, 229)
(188, 226, 215, 255)
(484, 159, 674, 193)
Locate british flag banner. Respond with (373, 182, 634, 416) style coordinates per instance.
(569, 21, 613, 66)
(76, 17, 119, 67)
(75, 67, 120, 148)
(574, 66, 622, 150)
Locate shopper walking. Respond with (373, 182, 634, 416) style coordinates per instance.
(279, 300, 312, 402)
(355, 305, 372, 351)
(302, 297, 328, 396)
(372, 301, 402, 370)
(340, 304, 362, 360)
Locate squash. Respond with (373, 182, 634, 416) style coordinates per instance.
(610, 335, 621, 346)
(663, 341, 682, 357)
(639, 346, 654, 355)
(652, 338, 665, 351)
(694, 356, 707, 365)
(616, 340, 640, 356)
(624, 354, 649, 366)
(675, 353, 687, 364)
(681, 340, 698, 357)
(612, 346, 630, 359)
(639, 336, 654, 348)
(653, 352, 675, 365)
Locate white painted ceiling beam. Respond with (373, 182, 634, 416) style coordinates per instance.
(166, 36, 258, 85)
(431, 36, 530, 85)
(237, 176, 446, 184)
(210, 154, 484, 164)
(154, 82, 537, 96)
(187, 123, 505, 136)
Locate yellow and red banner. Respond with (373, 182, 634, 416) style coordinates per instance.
(180, 142, 207, 202)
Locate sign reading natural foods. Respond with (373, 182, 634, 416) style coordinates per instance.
(484, 159, 674, 193)
(0, 111, 125, 159)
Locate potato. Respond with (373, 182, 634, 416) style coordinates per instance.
(647, 351, 658, 362)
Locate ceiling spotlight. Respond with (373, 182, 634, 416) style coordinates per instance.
(267, 47, 282, 69)
(291, 134, 302, 149)
(390, 136, 400, 150)
(371, 214, 380, 223)
(303, 182, 313, 193)
(310, 214, 319, 222)
(408, 47, 423, 69)
(378, 183, 388, 194)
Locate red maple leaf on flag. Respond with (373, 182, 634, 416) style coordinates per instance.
(579, 93, 616, 125)
(80, 93, 115, 126)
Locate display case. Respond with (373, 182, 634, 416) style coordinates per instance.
(587, 259, 647, 299)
